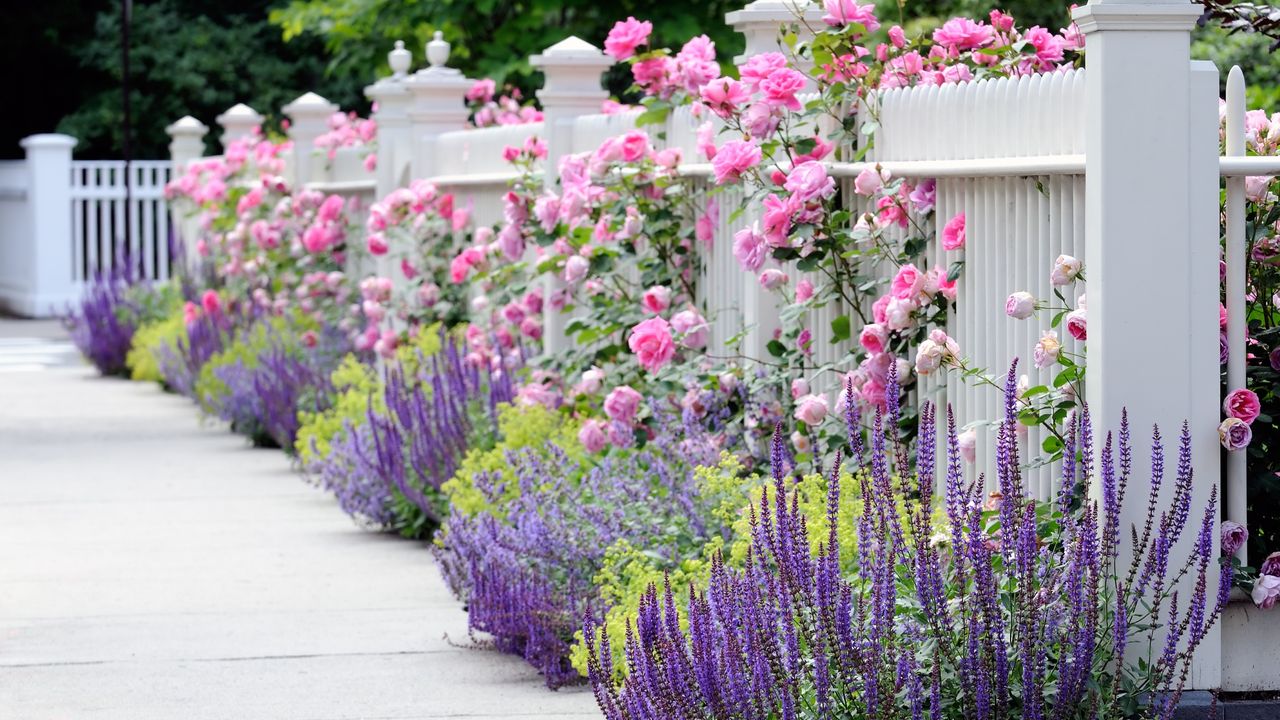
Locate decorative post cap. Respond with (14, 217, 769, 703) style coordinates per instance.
(282, 92, 339, 120)
(215, 103, 264, 127)
(530, 36, 612, 100)
(165, 115, 209, 138)
(19, 134, 77, 150)
(389, 40, 412, 78)
(530, 36, 611, 67)
(426, 31, 450, 68)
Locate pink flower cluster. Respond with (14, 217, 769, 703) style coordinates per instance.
(313, 111, 377, 165)
(467, 81, 543, 128)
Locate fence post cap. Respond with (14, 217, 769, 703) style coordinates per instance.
(215, 103, 264, 125)
(165, 115, 209, 137)
(726, 0, 822, 25)
(19, 133, 77, 150)
(389, 40, 413, 78)
(282, 92, 339, 118)
(530, 36, 611, 67)
(1070, 2, 1201, 33)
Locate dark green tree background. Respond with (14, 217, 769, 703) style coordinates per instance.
(5, 0, 1274, 159)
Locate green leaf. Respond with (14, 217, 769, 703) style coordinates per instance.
(831, 315, 851, 342)
(767, 339, 787, 358)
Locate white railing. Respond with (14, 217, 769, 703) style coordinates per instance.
(70, 160, 174, 284)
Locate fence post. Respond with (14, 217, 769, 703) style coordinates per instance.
(530, 37, 612, 354)
(164, 116, 209, 275)
(404, 32, 472, 179)
(214, 103, 264, 148)
(18, 134, 76, 317)
(365, 41, 415, 199)
(282, 93, 340, 190)
(1072, 0, 1220, 690)
(725, 1, 822, 361)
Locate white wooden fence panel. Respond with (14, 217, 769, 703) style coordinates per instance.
(69, 159, 172, 282)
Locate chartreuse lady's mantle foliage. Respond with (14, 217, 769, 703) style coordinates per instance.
(585, 364, 1227, 720)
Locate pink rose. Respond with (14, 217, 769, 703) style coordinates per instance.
(941, 212, 966, 251)
(1253, 574, 1280, 610)
(466, 79, 496, 104)
(367, 233, 389, 256)
(853, 166, 886, 196)
(628, 317, 676, 373)
(932, 17, 995, 51)
(619, 130, 651, 162)
(958, 429, 977, 464)
(1034, 330, 1061, 369)
(711, 140, 762, 185)
(1224, 388, 1262, 424)
(564, 254, 590, 284)
(761, 68, 807, 111)
(578, 420, 608, 453)
(700, 77, 750, 118)
(1005, 292, 1035, 320)
(791, 378, 810, 399)
(739, 53, 788, 90)
(1065, 309, 1087, 341)
(891, 263, 925, 300)
(794, 393, 829, 426)
(1262, 551, 1280, 577)
(761, 194, 796, 246)
(670, 309, 709, 349)
(1219, 417, 1252, 451)
(859, 323, 888, 354)
(1050, 254, 1082, 286)
(759, 269, 789, 290)
(604, 385, 643, 423)
(604, 17, 653, 61)
(821, 0, 879, 31)
(1221, 520, 1248, 557)
(936, 267, 958, 301)
(785, 161, 836, 204)
(733, 225, 768, 272)
(641, 285, 673, 314)
(200, 290, 221, 315)
(796, 279, 814, 302)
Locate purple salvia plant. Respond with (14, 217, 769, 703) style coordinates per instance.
(65, 267, 139, 376)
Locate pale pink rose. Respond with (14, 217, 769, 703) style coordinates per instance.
(941, 212, 966, 251)
(1224, 388, 1262, 425)
(711, 140, 762, 185)
(791, 378, 810, 399)
(958, 429, 977, 464)
(796, 279, 814, 302)
(1219, 417, 1252, 451)
(516, 382, 560, 409)
(641, 285, 673, 314)
(670, 309, 709, 349)
(884, 297, 916, 331)
(604, 17, 653, 60)
(579, 367, 605, 395)
(860, 323, 888, 355)
(853, 166, 886, 196)
(739, 52, 787, 90)
(759, 269, 789, 290)
(888, 25, 906, 48)
(696, 121, 718, 160)
(604, 385, 643, 423)
(741, 102, 781, 139)
(915, 330, 958, 376)
(784, 161, 836, 204)
(761, 68, 807, 111)
(1252, 574, 1280, 610)
(1006, 292, 1036, 320)
(822, 0, 879, 31)
(1245, 176, 1272, 202)
(761, 193, 796, 246)
(733, 225, 768, 272)
(628, 316, 676, 372)
(675, 35, 719, 93)
(933, 17, 995, 50)
(578, 420, 608, 453)
(1034, 330, 1061, 369)
(563, 254, 590, 284)
(466, 78, 496, 104)
(891, 263, 925, 300)
(1050, 254, 1082, 286)
(619, 130, 651, 162)
(791, 430, 812, 453)
(1221, 520, 1249, 557)
(872, 295, 890, 324)
(1262, 551, 1280, 577)
(794, 393, 830, 425)
(700, 77, 751, 118)
(1065, 309, 1087, 341)
(497, 223, 525, 261)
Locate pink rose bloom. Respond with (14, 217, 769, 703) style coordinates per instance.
(860, 323, 888, 354)
(1006, 292, 1036, 320)
(791, 378, 810, 399)
(733, 225, 768, 272)
(696, 121, 718, 160)
(739, 52, 788, 90)
(741, 102, 781, 139)
(1034, 330, 1061, 369)
(762, 193, 797, 246)
(796, 279, 814, 302)
(759, 269, 789, 290)
(641, 285, 673, 314)
(1225, 388, 1262, 424)
(936, 269, 958, 301)
(1253, 574, 1280, 610)
(761, 68, 807, 111)
(498, 223, 525, 261)
(466, 78, 496, 104)
(564, 254, 590, 284)
(1262, 551, 1280, 577)
(604, 17, 653, 61)
(1245, 175, 1272, 202)
(1219, 417, 1252, 451)
(1050, 254, 1082, 286)
(891, 264, 925, 300)
(367, 233, 389, 256)
(675, 35, 719, 93)
(889, 25, 906, 47)
(400, 259, 419, 280)
(941, 212, 966, 251)
(700, 77, 751, 118)
(853, 166, 886, 196)
(671, 309, 709, 349)
(628, 316, 676, 373)
(822, 0, 879, 31)
(784, 161, 836, 204)
(958, 429, 977, 464)
(932, 17, 995, 51)
(794, 393, 829, 426)
(1023, 26, 1065, 66)
(1221, 520, 1249, 557)
(711, 140, 762, 185)
(1065, 309, 1087, 341)
(619, 130, 651, 162)
(632, 56, 675, 95)
(604, 385, 643, 423)
(578, 420, 608, 453)
(200, 290, 221, 315)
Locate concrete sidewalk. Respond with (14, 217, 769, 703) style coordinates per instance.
(0, 342, 598, 719)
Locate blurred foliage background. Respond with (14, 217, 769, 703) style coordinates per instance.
(4, 0, 1276, 159)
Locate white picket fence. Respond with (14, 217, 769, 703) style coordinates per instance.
(70, 160, 174, 284)
(156, 0, 1280, 692)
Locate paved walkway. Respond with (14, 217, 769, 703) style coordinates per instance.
(0, 320, 598, 719)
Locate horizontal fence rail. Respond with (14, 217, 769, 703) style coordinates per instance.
(70, 160, 173, 283)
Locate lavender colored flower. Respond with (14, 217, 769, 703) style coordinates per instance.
(64, 268, 139, 376)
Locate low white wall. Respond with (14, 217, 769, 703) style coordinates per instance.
(0, 160, 32, 313)
(1220, 601, 1280, 692)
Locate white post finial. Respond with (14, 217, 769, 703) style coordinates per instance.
(427, 31, 450, 68)
(389, 40, 412, 78)
(1072, 0, 1220, 692)
(403, 33, 471, 178)
(165, 115, 208, 172)
(214, 103, 264, 147)
(282, 92, 340, 187)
